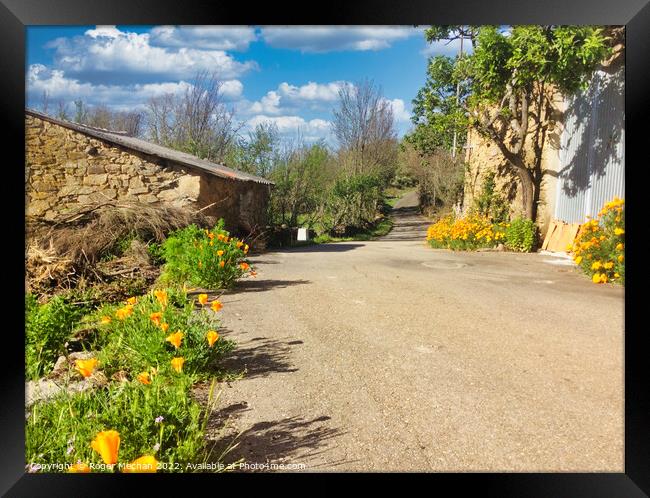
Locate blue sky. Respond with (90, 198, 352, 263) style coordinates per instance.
(26, 26, 465, 144)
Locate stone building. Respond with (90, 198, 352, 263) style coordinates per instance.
(25, 109, 273, 234)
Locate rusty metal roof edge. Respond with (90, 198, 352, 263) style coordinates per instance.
(26, 108, 274, 186)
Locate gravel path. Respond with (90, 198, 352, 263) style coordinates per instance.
(201, 198, 624, 472)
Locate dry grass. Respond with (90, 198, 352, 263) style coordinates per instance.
(26, 201, 213, 297)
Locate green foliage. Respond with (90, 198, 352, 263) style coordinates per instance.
(466, 26, 609, 107)
(160, 220, 249, 289)
(94, 288, 235, 378)
(226, 122, 281, 178)
(269, 142, 333, 227)
(504, 218, 536, 252)
(324, 173, 384, 233)
(26, 294, 94, 380)
(407, 55, 469, 156)
(26, 374, 211, 472)
(473, 171, 510, 223)
(147, 242, 165, 266)
(313, 216, 393, 243)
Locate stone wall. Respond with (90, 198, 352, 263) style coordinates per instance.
(461, 90, 565, 237)
(25, 114, 268, 233)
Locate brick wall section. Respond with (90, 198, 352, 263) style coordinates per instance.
(25, 115, 269, 233)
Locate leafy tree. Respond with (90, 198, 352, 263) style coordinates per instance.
(408, 55, 470, 156)
(269, 141, 333, 227)
(227, 123, 281, 178)
(414, 25, 610, 220)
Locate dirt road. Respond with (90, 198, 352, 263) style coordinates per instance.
(204, 197, 624, 472)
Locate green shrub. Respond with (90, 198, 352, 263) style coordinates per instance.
(26, 294, 94, 380)
(325, 173, 383, 232)
(26, 374, 213, 472)
(473, 171, 510, 223)
(160, 220, 251, 289)
(504, 218, 536, 252)
(92, 288, 235, 379)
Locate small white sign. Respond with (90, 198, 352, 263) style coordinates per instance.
(297, 228, 308, 241)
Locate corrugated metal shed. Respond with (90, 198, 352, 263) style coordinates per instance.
(25, 109, 274, 186)
(554, 66, 624, 222)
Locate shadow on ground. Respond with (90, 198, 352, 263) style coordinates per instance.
(218, 337, 299, 379)
(228, 279, 310, 293)
(279, 243, 364, 253)
(207, 413, 345, 471)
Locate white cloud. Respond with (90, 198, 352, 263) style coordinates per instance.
(46, 26, 257, 84)
(149, 26, 257, 51)
(261, 26, 421, 53)
(220, 79, 244, 99)
(246, 114, 332, 142)
(420, 37, 472, 58)
(85, 25, 122, 39)
(27, 64, 242, 110)
(384, 98, 411, 123)
(249, 90, 282, 114)
(246, 80, 351, 116)
(278, 81, 350, 102)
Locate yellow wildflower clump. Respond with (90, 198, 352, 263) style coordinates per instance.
(426, 215, 504, 250)
(569, 197, 624, 285)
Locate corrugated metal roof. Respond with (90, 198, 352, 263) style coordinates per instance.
(26, 108, 274, 186)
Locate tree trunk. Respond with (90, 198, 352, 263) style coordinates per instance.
(515, 167, 536, 221)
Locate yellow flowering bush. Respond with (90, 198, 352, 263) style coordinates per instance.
(426, 215, 507, 251)
(95, 287, 234, 377)
(569, 197, 625, 285)
(161, 219, 251, 289)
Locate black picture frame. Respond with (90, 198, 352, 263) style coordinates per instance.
(2, 1, 647, 494)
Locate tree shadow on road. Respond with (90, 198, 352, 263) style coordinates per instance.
(207, 413, 346, 471)
(227, 279, 311, 293)
(218, 336, 299, 379)
(279, 243, 364, 253)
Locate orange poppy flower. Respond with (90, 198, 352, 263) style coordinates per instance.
(211, 300, 223, 312)
(207, 330, 219, 347)
(150, 312, 163, 326)
(68, 462, 91, 473)
(166, 331, 184, 349)
(115, 305, 133, 320)
(236, 241, 243, 249)
(219, 260, 225, 268)
(208, 232, 215, 240)
(91, 430, 120, 465)
(154, 289, 168, 307)
(159, 322, 169, 333)
(122, 455, 158, 473)
(217, 250, 224, 256)
(171, 357, 185, 373)
(240, 262, 250, 271)
(126, 297, 137, 305)
(198, 294, 208, 305)
(75, 358, 98, 378)
(100, 316, 112, 325)
(137, 372, 151, 385)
